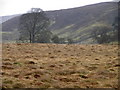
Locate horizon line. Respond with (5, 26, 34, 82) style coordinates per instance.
(0, 1, 117, 17)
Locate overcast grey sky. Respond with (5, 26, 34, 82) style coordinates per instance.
(0, 0, 114, 16)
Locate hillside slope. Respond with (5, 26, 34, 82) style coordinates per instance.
(0, 14, 20, 24)
(1, 2, 118, 43)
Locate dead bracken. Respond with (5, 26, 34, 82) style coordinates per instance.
(2, 43, 118, 88)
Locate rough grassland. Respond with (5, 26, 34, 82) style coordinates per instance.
(1, 43, 119, 88)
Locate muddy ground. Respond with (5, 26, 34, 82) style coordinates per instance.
(1, 43, 119, 88)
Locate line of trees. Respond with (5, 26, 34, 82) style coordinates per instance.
(19, 8, 118, 44)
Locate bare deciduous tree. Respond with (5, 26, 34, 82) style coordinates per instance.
(91, 25, 113, 44)
(19, 8, 50, 43)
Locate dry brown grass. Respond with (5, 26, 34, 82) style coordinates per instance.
(1, 43, 119, 88)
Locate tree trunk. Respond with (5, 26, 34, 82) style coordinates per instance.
(32, 34, 35, 43)
(30, 33, 32, 43)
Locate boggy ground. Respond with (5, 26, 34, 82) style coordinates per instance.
(1, 43, 119, 88)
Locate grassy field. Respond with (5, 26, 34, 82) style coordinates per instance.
(2, 43, 119, 88)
